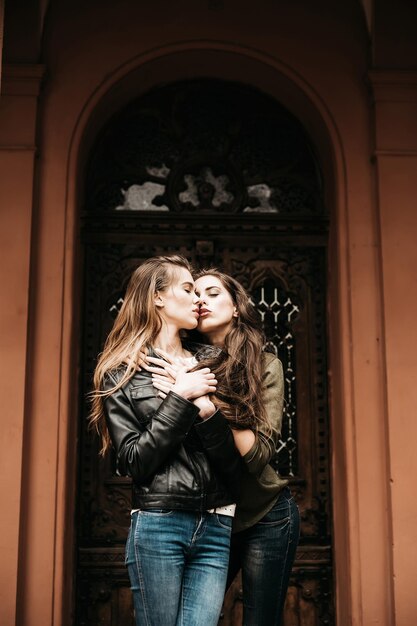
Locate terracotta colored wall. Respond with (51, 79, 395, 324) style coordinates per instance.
(0, 1, 415, 625)
(0, 64, 44, 626)
(0, 1, 4, 82)
(371, 70, 417, 626)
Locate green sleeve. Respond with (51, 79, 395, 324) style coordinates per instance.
(242, 354, 284, 476)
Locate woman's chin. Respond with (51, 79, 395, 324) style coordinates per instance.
(197, 320, 211, 333)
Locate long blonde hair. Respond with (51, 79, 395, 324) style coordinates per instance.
(191, 270, 272, 436)
(89, 255, 193, 454)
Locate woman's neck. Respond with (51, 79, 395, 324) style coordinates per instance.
(154, 327, 184, 358)
(204, 329, 227, 348)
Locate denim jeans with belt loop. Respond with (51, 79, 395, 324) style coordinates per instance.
(125, 508, 232, 626)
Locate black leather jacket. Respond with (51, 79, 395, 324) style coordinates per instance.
(103, 357, 241, 511)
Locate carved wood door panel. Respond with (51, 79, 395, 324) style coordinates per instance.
(76, 80, 333, 625)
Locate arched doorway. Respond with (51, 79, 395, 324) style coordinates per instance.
(76, 79, 333, 625)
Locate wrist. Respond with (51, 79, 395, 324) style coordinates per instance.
(172, 385, 191, 400)
(199, 409, 215, 420)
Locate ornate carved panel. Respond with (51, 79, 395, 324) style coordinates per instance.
(84, 80, 324, 216)
(77, 79, 332, 626)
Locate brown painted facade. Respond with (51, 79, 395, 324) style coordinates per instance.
(1, 1, 416, 624)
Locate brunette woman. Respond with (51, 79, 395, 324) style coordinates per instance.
(149, 270, 300, 626)
(89, 256, 241, 626)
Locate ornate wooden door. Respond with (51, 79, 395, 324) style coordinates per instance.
(76, 80, 333, 625)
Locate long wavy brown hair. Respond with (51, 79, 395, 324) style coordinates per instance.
(89, 255, 193, 455)
(191, 270, 272, 436)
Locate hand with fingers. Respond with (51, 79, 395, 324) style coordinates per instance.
(172, 366, 217, 401)
(144, 355, 186, 379)
(144, 353, 217, 414)
(143, 355, 184, 399)
(151, 371, 175, 399)
(124, 348, 149, 371)
(147, 358, 217, 403)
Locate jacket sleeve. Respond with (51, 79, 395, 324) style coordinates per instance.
(242, 355, 284, 477)
(103, 372, 200, 485)
(194, 410, 242, 500)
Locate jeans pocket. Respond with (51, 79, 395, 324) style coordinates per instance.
(125, 516, 135, 565)
(214, 513, 233, 530)
(258, 500, 290, 527)
(139, 509, 174, 516)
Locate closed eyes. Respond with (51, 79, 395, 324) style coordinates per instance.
(194, 288, 221, 297)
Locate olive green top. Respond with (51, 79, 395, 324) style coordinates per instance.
(233, 352, 288, 533)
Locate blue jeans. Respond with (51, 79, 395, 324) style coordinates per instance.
(125, 509, 232, 626)
(228, 488, 300, 626)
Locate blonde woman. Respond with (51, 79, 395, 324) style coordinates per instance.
(90, 256, 241, 626)
(148, 269, 300, 626)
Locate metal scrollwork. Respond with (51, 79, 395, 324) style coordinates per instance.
(84, 80, 324, 216)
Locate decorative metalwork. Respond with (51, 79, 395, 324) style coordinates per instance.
(85, 80, 324, 215)
(251, 280, 300, 476)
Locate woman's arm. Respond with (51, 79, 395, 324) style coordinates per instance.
(235, 355, 284, 477)
(103, 371, 200, 485)
(231, 429, 256, 455)
(193, 406, 243, 500)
